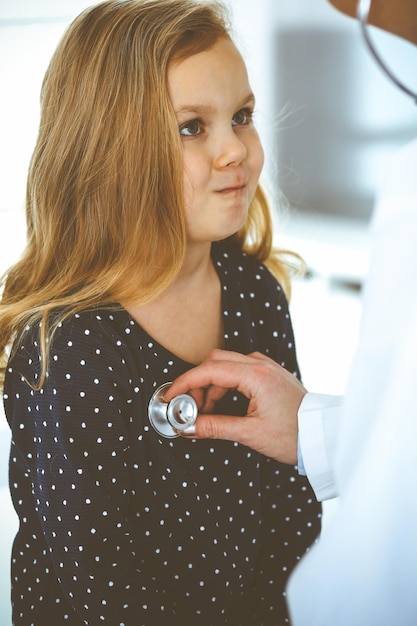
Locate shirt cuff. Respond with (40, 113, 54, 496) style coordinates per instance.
(297, 392, 344, 501)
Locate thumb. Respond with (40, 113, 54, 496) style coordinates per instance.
(178, 413, 244, 443)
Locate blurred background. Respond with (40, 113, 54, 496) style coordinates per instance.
(1, 0, 417, 623)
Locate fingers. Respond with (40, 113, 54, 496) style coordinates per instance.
(198, 384, 230, 412)
(209, 349, 276, 366)
(175, 384, 229, 413)
(165, 356, 253, 400)
(198, 353, 278, 411)
(166, 350, 274, 401)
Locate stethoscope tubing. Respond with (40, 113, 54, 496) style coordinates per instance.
(357, 0, 417, 103)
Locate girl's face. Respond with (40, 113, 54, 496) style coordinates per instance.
(168, 37, 264, 245)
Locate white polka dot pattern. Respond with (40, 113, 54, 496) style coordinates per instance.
(4, 242, 321, 625)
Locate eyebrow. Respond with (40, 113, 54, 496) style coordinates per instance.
(175, 92, 256, 116)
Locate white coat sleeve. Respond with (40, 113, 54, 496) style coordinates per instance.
(297, 393, 343, 501)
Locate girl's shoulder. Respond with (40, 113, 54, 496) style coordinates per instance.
(6, 307, 135, 392)
(11, 307, 133, 365)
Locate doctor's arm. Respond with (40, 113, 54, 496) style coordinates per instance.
(166, 349, 343, 501)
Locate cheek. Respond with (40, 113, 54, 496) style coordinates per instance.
(181, 149, 207, 199)
(182, 169, 193, 205)
(181, 158, 197, 212)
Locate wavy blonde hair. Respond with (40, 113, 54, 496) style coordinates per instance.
(0, 0, 298, 390)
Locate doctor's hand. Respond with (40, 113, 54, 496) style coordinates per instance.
(165, 349, 306, 465)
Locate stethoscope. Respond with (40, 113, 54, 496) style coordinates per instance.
(148, 382, 198, 438)
(357, 0, 417, 103)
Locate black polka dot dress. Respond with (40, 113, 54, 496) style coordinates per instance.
(4, 241, 321, 625)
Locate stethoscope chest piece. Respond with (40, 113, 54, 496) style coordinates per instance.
(148, 382, 198, 438)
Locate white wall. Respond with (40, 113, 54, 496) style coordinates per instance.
(0, 0, 93, 19)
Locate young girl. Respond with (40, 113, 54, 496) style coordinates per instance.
(0, 1, 321, 624)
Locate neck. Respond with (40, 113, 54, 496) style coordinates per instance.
(175, 241, 213, 284)
(123, 240, 223, 364)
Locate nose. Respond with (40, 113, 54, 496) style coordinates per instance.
(214, 127, 247, 168)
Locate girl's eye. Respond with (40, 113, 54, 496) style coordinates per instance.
(232, 108, 253, 127)
(179, 119, 202, 137)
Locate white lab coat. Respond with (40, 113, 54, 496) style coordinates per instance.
(288, 137, 417, 625)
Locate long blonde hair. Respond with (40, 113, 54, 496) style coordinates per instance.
(0, 0, 297, 390)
